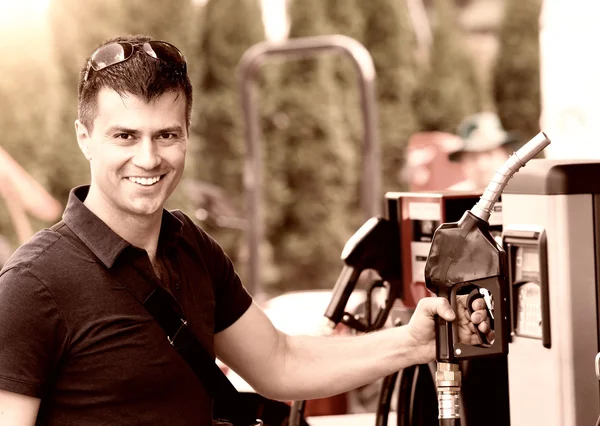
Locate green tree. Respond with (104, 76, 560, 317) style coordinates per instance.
(493, 0, 543, 138)
(46, 0, 197, 205)
(262, 0, 356, 294)
(188, 0, 265, 270)
(413, 0, 484, 133)
(358, 0, 420, 193)
(322, 0, 365, 240)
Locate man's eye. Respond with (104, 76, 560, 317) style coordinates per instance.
(115, 133, 133, 140)
(159, 133, 176, 139)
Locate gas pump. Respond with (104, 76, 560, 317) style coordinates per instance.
(502, 159, 600, 426)
(423, 132, 550, 426)
(289, 190, 506, 426)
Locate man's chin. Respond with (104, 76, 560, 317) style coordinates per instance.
(124, 199, 166, 217)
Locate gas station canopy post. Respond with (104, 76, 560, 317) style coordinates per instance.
(238, 35, 381, 297)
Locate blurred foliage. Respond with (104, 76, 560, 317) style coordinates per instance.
(322, 0, 364, 270)
(413, 0, 484, 133)
(257, 0, 422, 295)
(261, 0, 358, 293)
(188, 0, 266, 283)
(358, 0, 419, 193)
(188, 0, 268, 290)
(493, 0, 542, 139)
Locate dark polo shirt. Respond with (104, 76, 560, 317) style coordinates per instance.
(0, 186, 252, 425)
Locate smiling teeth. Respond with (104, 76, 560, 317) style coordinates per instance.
(128, 176, 161, 185)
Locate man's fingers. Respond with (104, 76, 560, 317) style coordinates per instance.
(467, 322, 478, 334)
(470, 309, 488, 324)
(470, 297, 486, 312)
(477, 320, 490, 334)
(436, 299, 456, 322)
(421, 297, 456, 321)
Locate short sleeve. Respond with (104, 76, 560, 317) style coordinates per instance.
(0, 267, 66, 397)
(173, 211, 253, 333)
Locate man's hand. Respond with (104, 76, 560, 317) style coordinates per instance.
(405, 297, 456, 364)
(405, 295, 494, 364)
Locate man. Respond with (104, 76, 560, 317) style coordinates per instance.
(0, 35, 488, 425)
(448, 112, 522, 191)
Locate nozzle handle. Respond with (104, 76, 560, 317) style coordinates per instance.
(466, 288, 494, 346)
(323, 265, 362, 326)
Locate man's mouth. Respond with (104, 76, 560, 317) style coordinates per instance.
(127, 175, 164, 186)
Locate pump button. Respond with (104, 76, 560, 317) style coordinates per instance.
(595, 353, 600, 380)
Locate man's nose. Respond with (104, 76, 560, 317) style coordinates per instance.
(132, 139, 162, 170)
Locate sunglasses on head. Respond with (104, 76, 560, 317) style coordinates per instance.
(84, 40, 187, 82)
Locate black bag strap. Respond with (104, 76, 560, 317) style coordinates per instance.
(50, 221, 259, 425)
(117, 273, 258, 425)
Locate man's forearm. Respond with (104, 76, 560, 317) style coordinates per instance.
(266, 326, 422, 401)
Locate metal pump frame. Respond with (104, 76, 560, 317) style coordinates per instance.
(238, 35, 382, 296)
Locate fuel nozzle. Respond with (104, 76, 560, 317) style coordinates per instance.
(321, 217, 401, 335)
(424, 132, 551, 425)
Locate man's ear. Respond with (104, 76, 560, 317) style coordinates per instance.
(75, 120, 92, 161)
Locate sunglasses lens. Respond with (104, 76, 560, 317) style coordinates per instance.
(90, 43, 134, 71)
(143, 41, 185, 66)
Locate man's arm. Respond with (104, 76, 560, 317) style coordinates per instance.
(0, 390, 40, 426)
(214, 297, 457, 402)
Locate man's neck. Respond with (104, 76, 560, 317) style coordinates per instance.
(83, 189, 162, 263)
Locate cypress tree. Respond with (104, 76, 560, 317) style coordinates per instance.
(413, 0, 484, 133)
(358, 0, 420, 193)
(323, 0, 365, 236)
(189, 0, 266, 270)
(263, 0, 355, 293)
(493, 0, 543, 138)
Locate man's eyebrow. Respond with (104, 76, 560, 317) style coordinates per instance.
(106, 126, 140, 135)
(155, 126, 185, 135)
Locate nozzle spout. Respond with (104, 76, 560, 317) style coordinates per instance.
(471, 132, 551, 222)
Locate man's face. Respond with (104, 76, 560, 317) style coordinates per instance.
(460, 146, 510, 189)
(76, 88, 187, 219)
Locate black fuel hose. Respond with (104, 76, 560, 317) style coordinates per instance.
(375, 372, 399, 426)
(396, 365, 417, 426)
(399, 363, 438, 426)
(439, 419, 460, 426)
(375, 363, 438, 426)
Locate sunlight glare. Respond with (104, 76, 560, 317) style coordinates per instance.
(0, 0, 50, 28)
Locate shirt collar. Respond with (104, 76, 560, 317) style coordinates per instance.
(62, 185, 184, 268)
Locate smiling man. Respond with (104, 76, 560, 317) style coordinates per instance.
(0, 35, 488, 425)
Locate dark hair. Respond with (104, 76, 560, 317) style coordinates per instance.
(77, 34, 193, 132)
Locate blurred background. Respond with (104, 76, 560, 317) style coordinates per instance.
(0, 0, 585, 299)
